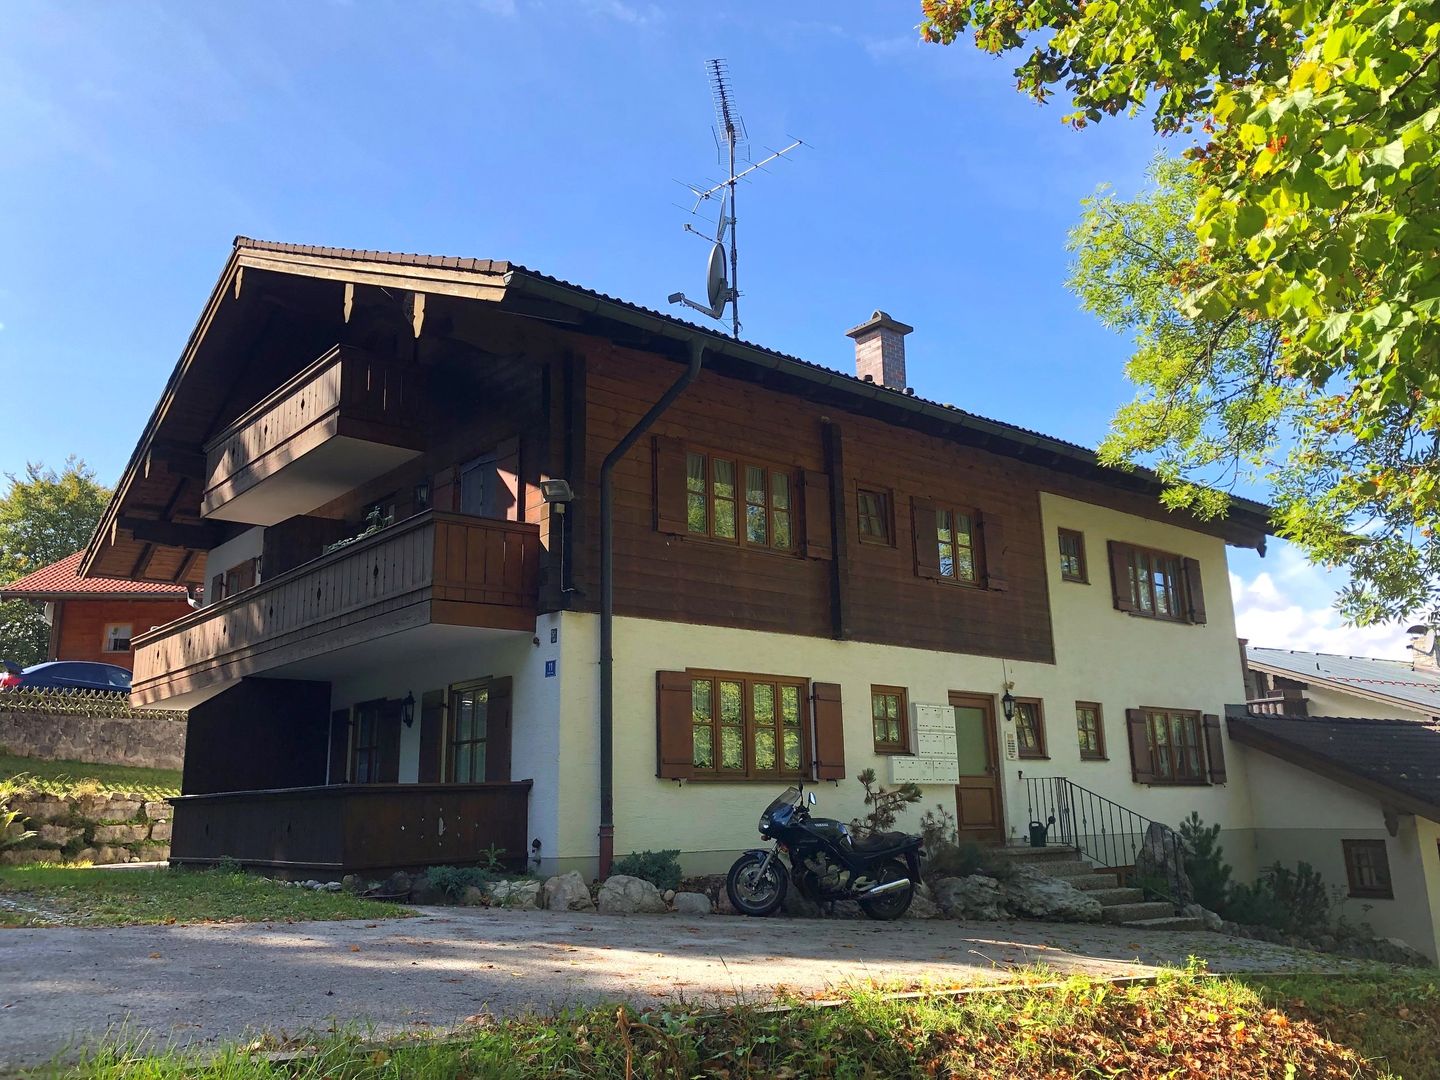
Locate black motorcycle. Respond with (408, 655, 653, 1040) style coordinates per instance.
(725, 783, 923, 920)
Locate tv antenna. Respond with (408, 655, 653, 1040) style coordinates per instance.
(667, 58, 803, 339)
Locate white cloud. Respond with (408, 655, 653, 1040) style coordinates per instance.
(582, 0, 663, 25)
(1229, 569, 1412, 659)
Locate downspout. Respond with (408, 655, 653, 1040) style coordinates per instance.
(598, 337, 705, 879)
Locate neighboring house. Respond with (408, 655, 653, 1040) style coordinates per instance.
(1227, 712, 1440, 960)
(0, 552, 192, 670)
(1245, 642, 1440, 722)
(78, 237, 1276, 887)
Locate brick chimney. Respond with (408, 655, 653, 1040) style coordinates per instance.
(846, 310, 912, 391)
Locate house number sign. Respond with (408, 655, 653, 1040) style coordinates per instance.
(889, 703, 960, 785)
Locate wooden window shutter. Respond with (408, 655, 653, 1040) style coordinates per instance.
(211, 573, 225, 603)
(485, 677, 514, 782)
(1108, 541, 1136, 612)
(653, 436, 688, 535)
(1202, 713, 1227, 784)
(801, 470, 833, 560)
(418, 690, 446, 783)
(1183, 558, 1207, 624)
(377, 699, 403, 783)
(327, 708, 351, 784)
(912, 498, 941, 579)
(980, 512, 1009, 592)
(1125, 708, 1154, 784)
(811, 682, 847, 781)
(656, 670, 694, 779)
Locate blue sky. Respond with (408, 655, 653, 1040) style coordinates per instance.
(0, 0, 1407, 656)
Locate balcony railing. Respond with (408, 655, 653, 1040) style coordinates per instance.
(131, 511, 540, 705)
(202, 344, 424, 524)
(1246, 693, 1308, 717)
(168, 780, 533, 875)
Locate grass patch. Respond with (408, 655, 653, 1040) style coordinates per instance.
(30, 967, 1440, 1078)
(0, 865, 411, 928)
(0, 753, 182, 801)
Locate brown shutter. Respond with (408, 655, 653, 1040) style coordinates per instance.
(211, 573, 225, 602)
(432, 465, 459, 512)
(485, 677, 513, 782)
(1203, 713, 1227, 784)
(811, 681, 847, 781)
(656, 670, 694, 779)
(1108, 541, 1136, 612)
(912, 498, 941, 579)
(1184, 557, 1207, 624)
(801, 469, 833, 560)
(653, 436, 688, 535)
(328, 708, 351, 784)
(980, 512, 1008, 592)
(1126, 708, 1154, 784)
(377, 699, 403, 783)
(418, 689, 446, 782)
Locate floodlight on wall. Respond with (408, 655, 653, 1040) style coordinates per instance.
(540, 479, 575, 514)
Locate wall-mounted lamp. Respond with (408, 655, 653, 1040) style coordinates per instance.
(401, 691, 416, 728)
(1001, 689, 1016, 723)
(540, 479, 575, 514)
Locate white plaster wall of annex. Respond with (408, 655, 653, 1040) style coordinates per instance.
(1298, 682, 1434, 723)
(1240, 745, 1440, 959)
(202, 527, 265, 602)
(573, 492, 1258, 877)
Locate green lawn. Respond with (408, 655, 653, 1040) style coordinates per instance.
(0, 752, 182, 801)
(30, 968, 1440, 1079)
(0, 865, 412, 928)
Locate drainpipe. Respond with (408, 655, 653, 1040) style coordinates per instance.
(598, 337, 705, 879)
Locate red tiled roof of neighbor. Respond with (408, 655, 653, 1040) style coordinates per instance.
(0, 552, 190, 601)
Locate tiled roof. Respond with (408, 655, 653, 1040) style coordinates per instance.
(1, 552, 190, 601)
(1228, 713, 1440, 819)
(1246, 645, 1440, 716)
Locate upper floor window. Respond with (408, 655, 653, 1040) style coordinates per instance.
(937, 507, 979, 584)
(1107, 541, 1206, 624)
(103, 623, 133, 653)
(1076, 701, 1105, 759)
(856, 489, 893, 545)
(687, 670, 806, 778)
(911, 498, 1006, 591)
(685, 450, 794, 552)
(1058, 528, 1087, 583)
(871, 685, 910, 753)
(1014, 698, 1047, 758)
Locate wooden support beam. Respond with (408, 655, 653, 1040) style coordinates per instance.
(407, 291, 426, 338)
(144, 440, 207, 481)
(118, 516, 221, 550)
(233, 265, 244, 300)
(343, 281, 355, 323)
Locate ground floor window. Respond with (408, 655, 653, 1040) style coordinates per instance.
(1014, 698, 1046, 759)
(351, 699, 384, 783)
(449, 681, 490, 782)
(1076, 701, 1104, 759)
(689, 670, 806, 779)
(1342, 839, 1393, 899)
(1142, 708, 1204, 782)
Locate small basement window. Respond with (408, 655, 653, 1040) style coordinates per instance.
(1342, 839, 1394, 899)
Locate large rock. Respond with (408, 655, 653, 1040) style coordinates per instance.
(490, 879, 543, 910)
(905, 882, 942, 919)
(35, 823, 80, 847)
(782, 889, 823, 918)
(462, 885, 488, 906)
(1001, 864, 1103, 922)
(672, 891, 712, 916)
(92, 823, 147, 844)
(1182, 903, 1224, 932)
(144, 801, 172, 823)
(0, 848, 57, 866)
(1133, 821, 1193, 905)
(148, 821, 173, 843)
(596, 874, 668, 914)
(9, 797, 66, 823)
(934, 875, 1010, 920)
(543, 872, 596, 912)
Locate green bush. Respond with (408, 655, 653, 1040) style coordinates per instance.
(426, 865, 502, 900)
(612, 849, 682, 892)
(1178, 811, 1232, 911)
(918, 805, 1014, 883)
(1224, 861, 1332, 936)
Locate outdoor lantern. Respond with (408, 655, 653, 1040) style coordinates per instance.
(401, 691, 416, 728)
(1001, 689, 1016, 722)
(540, 479, 575, 513)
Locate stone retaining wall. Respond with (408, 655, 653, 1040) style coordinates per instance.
(3, 792, 171, 865)
(0, 710, 185, 770)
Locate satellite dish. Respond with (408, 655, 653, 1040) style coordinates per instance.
(706, 242, 728, 311)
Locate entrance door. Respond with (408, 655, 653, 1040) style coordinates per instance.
(950, 692, 1004, 842)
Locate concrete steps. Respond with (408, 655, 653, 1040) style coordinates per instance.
(990, 845, 1193, 931)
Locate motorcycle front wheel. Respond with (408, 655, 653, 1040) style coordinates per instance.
(726, 851, 788, 917)
(858, 858, 914, 921)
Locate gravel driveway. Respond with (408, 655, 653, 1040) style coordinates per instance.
(0, 907, 1354, 1070)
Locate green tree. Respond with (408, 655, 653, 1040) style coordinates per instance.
(922, 0, 1440, 623)
(0, 459, 112, 666)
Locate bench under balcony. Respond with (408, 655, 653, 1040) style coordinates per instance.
(202, 344, 424, 525)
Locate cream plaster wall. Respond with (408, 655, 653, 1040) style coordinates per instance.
(1240, 745, 1440, 959)
(203, 527, 265, 603)
(1295, 682, 1433, 723)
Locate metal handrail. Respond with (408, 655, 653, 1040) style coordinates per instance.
(1022, 775, 1184, 906)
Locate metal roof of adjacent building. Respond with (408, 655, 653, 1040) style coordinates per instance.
(1245, 645, 1440, 717)
(0, 552, 191, 601)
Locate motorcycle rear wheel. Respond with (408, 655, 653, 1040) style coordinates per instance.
(858, 858, 914, 921)
(726, 851, 788, 917)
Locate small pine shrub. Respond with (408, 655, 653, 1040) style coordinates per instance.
(1224, 860, 1332, 935)
(612, 849, 683, 892)
(1178, 811, 1233, 911)
(853, 769, 922, 834)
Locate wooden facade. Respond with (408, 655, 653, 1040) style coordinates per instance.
(47, 597, 192, 669)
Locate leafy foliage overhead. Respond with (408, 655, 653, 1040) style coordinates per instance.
(923, 0, 1440, 623)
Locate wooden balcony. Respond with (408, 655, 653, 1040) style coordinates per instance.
(202, 344, 424, 525)
(168, 780, 534, 875)
(131, 511, 540, 706)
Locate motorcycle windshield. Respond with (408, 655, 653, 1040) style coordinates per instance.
(759, 787, 801, 830)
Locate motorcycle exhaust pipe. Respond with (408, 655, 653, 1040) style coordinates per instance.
(857, 877, 911, 898)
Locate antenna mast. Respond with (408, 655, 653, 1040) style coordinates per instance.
(668, 59, 802, 339)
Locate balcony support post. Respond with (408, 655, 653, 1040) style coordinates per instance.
(598, 338, 705, 879)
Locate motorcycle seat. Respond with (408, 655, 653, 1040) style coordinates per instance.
(850, 830, 920, 855)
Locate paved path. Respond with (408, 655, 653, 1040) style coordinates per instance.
(0, 908, 1354, 1070)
